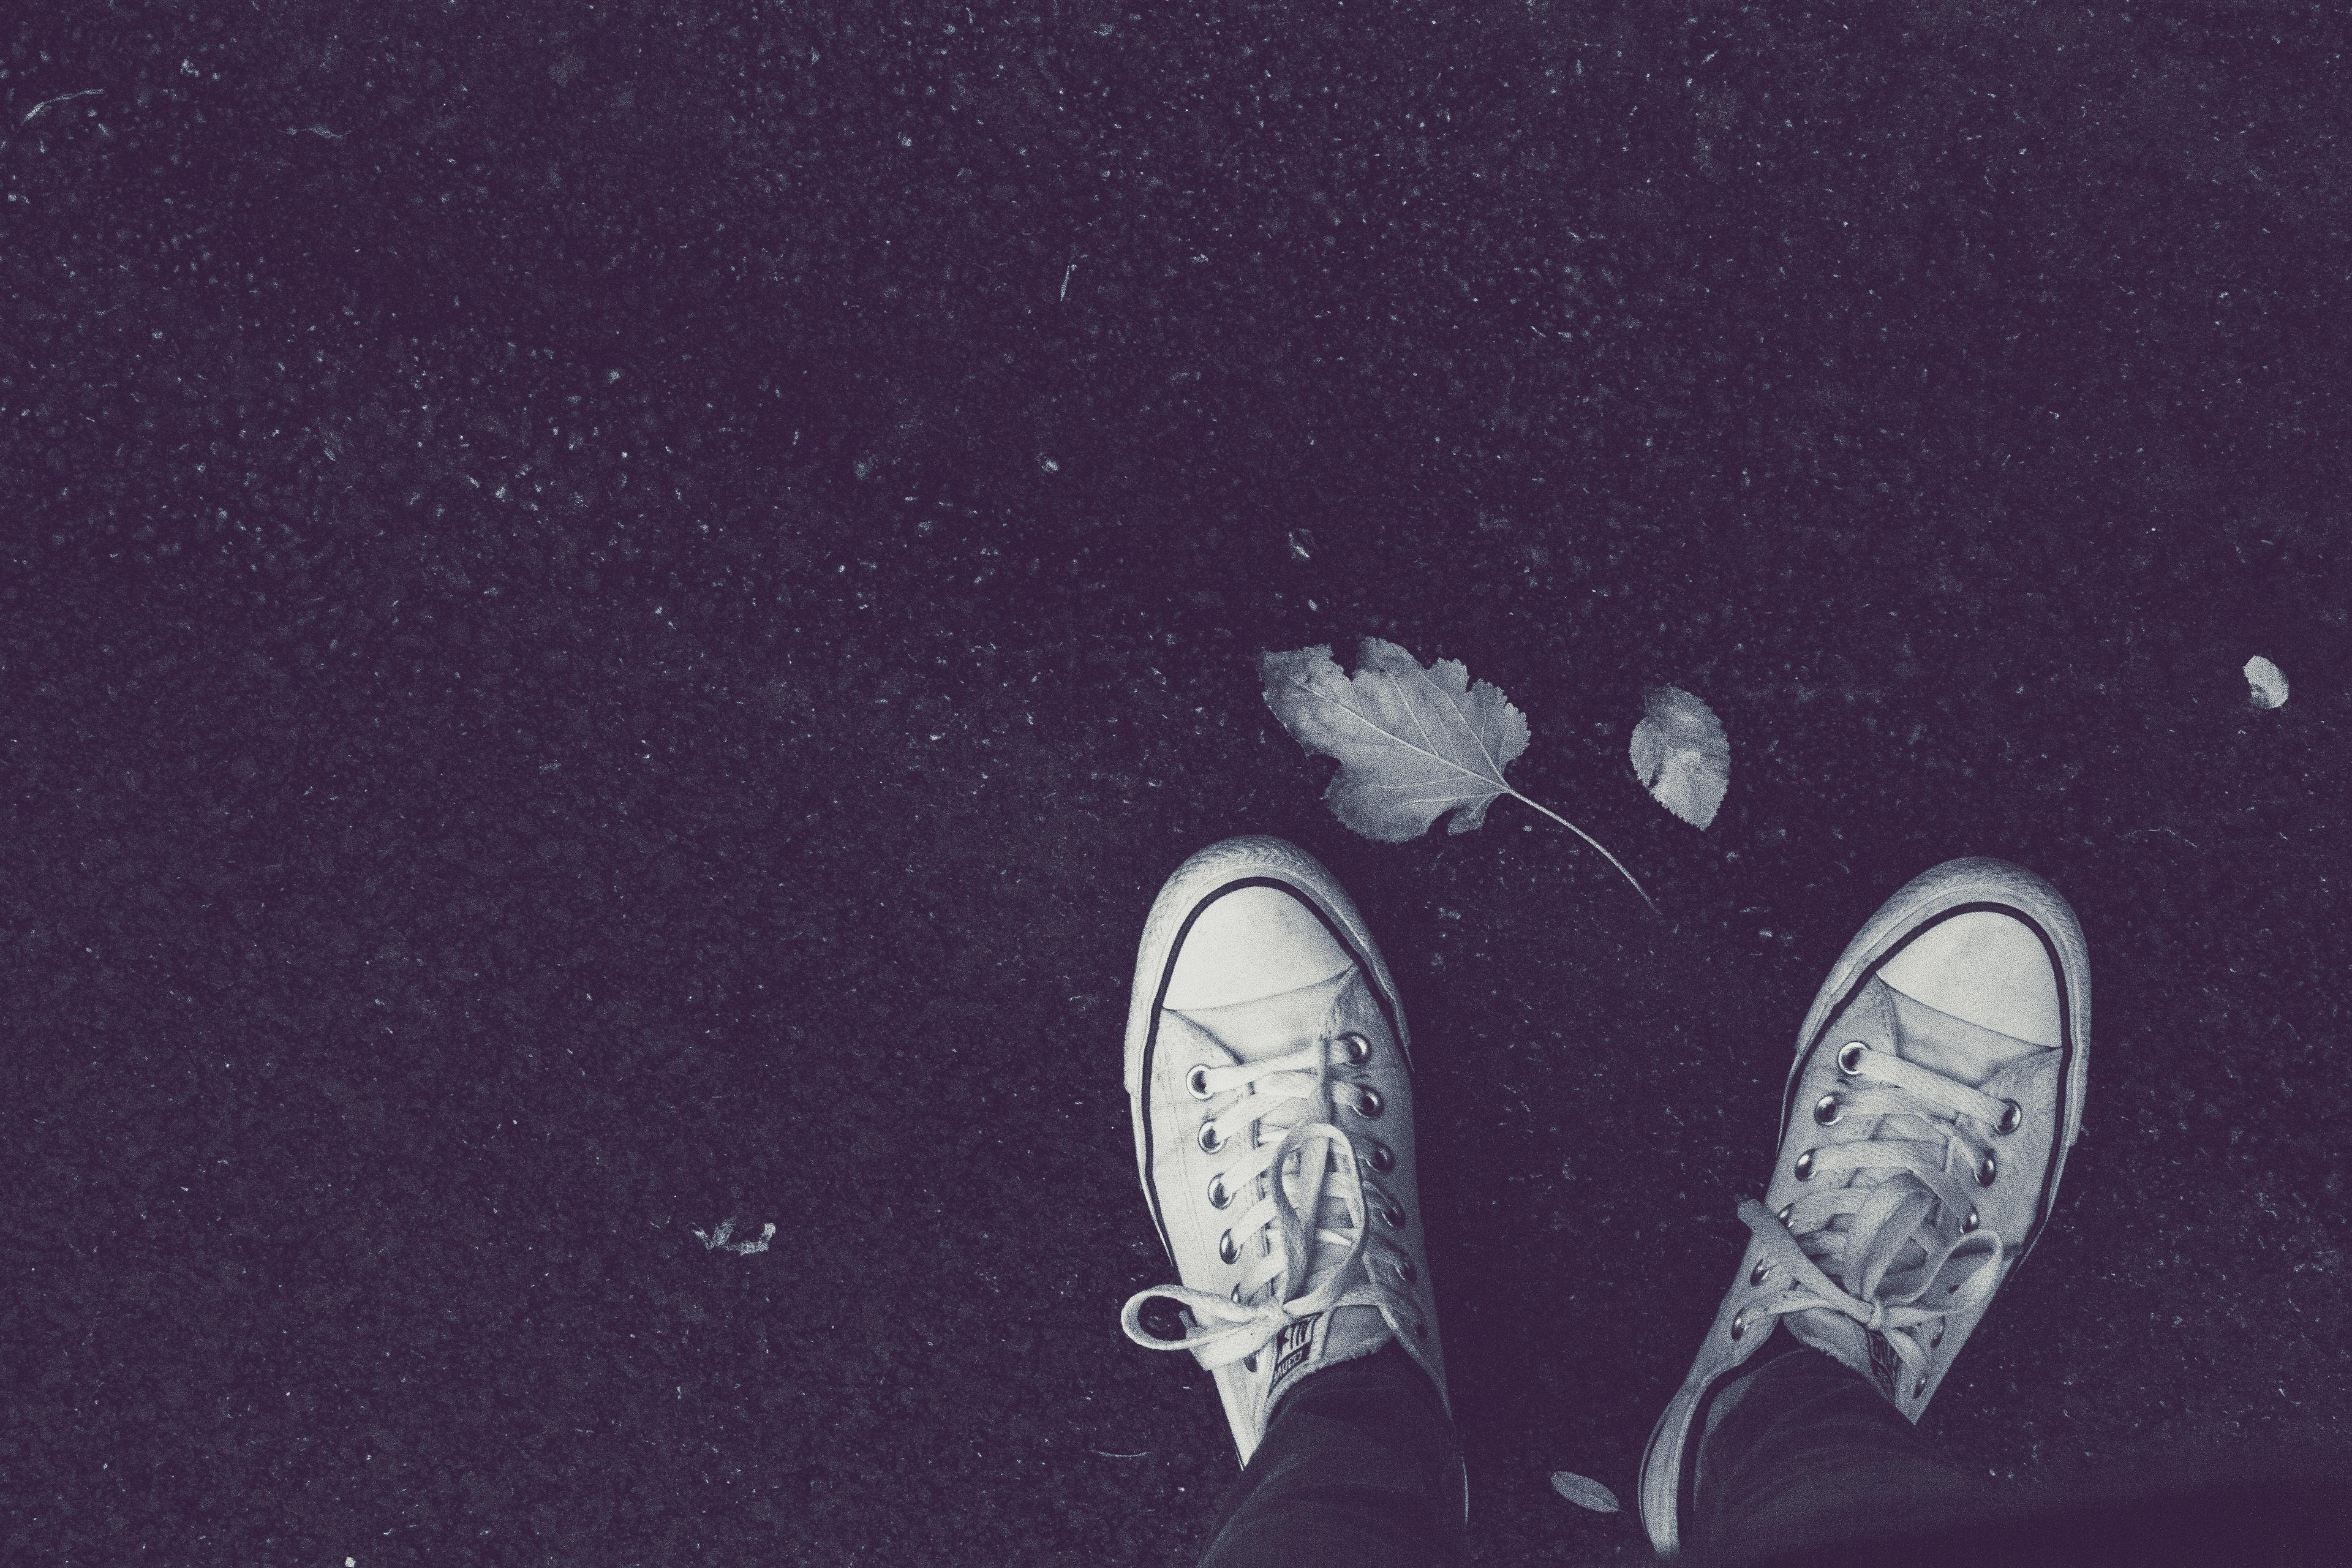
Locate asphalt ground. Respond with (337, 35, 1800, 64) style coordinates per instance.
(5, 3, 2348, 1563)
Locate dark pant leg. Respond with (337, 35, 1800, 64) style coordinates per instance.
(1196, 1340, 1468, 1568)
(1687, 1338, 2016, 1566)
(1689, 1338, 2349, 1568)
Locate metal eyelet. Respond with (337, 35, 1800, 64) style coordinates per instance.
(1838, 1041, 1868, 1074)
(1366, 1139, 1395, 1174)
(1776, 1203, 1794, 1226)
(1338, 1031, 1373, 1065)
(1996, 1099, 2022, 1136)
(1977, 1152, 1997, 1187)
(1208, 1175, 1230, 1210)
(1231, 1283, 1242, 1304)
(1393, 1256, 1417, 1283)
(1911, 1376, 1927, 1398)
(1962, 1207, 1978, 1233)
(1814, 1093, 1841, 1126)
(1930, 1327, 1945, 1350)
(1244, 1352, 1258, 1372)
(1793, 1150, 1815, 1181)
(1750, 1261, 1770, 1286)
(1218, 1230, 1238, 1264)
(1198, 1121, 1223, 1154)
(1729, 1309, 1747, 1340)
(1187, 1064, 1214, 1099)
(1379, 1199, 1407, 1231)
(1355, 1086, 1384, 1119)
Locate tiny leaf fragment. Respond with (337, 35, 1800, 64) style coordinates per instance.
(2244, 655, 2288, 710)
(1630, 685, 1730, 830)
(1550, 1471, 1621, 1513)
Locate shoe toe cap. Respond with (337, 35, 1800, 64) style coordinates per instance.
(1164, 886, 1352, 1009)
(1879, 910, 2063, 1047)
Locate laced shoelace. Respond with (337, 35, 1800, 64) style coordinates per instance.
(1732, 1039, 2017, 1385)
(1120, 1031, 1419, 1372)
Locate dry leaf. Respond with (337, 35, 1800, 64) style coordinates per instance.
(2244, 655, 2288, 710)
(1259, 638, 1660, 918)
(1258, 638, 1529, 842)
(1550, 1471, 1621, 1513)
(1630, 685, 1730, 830)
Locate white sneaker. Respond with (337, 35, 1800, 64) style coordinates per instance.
(1638, 857, 2093, 1556)
(1118, 836, 1463, 1520)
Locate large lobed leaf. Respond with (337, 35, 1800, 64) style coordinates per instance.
(1259, 638, 1531, 843)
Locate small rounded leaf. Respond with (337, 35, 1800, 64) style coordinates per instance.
(2244, 655, 2288, 711)
(1630, 685, 1730, 830)
(1550, 1471, 1621, 1513)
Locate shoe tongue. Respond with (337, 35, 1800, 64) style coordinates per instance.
(1783, 979, 2044, 1389)
(1170, 966, 1358, 1060)
(1785, 1307, 1907, 1401)
(1880, 980, 2045, 1087)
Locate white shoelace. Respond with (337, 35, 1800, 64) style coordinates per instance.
(1733, 1040, 2013, 1381)
(1120, 1034, 1419, 1371)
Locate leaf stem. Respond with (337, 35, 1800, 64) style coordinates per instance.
(1507, 790, 1662, 922)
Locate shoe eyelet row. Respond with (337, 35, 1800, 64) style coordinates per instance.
(1789, 1145, 1986, 1191)
(1207, 1143, 1393, 1210)
(1219, 1227, 1284, 1264)
(1188, 1044, 1382, 1098)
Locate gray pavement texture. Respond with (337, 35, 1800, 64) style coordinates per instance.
(5, 2, 2350, 1564)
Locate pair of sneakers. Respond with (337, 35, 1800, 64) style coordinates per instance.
(1118, 835, 2090, 1553)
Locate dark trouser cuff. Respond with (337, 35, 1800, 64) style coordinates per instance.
(1196, 1339, 1468, 1568)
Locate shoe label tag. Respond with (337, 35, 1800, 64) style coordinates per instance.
(1866, 1329, 1902, 1401)
(1273, 1313, 1321, 1382)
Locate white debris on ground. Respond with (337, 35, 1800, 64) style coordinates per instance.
(1550, 1470, 1621, 1513)
(2243, 655, 2288, 710)
(692, 1216, 776, 1254)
